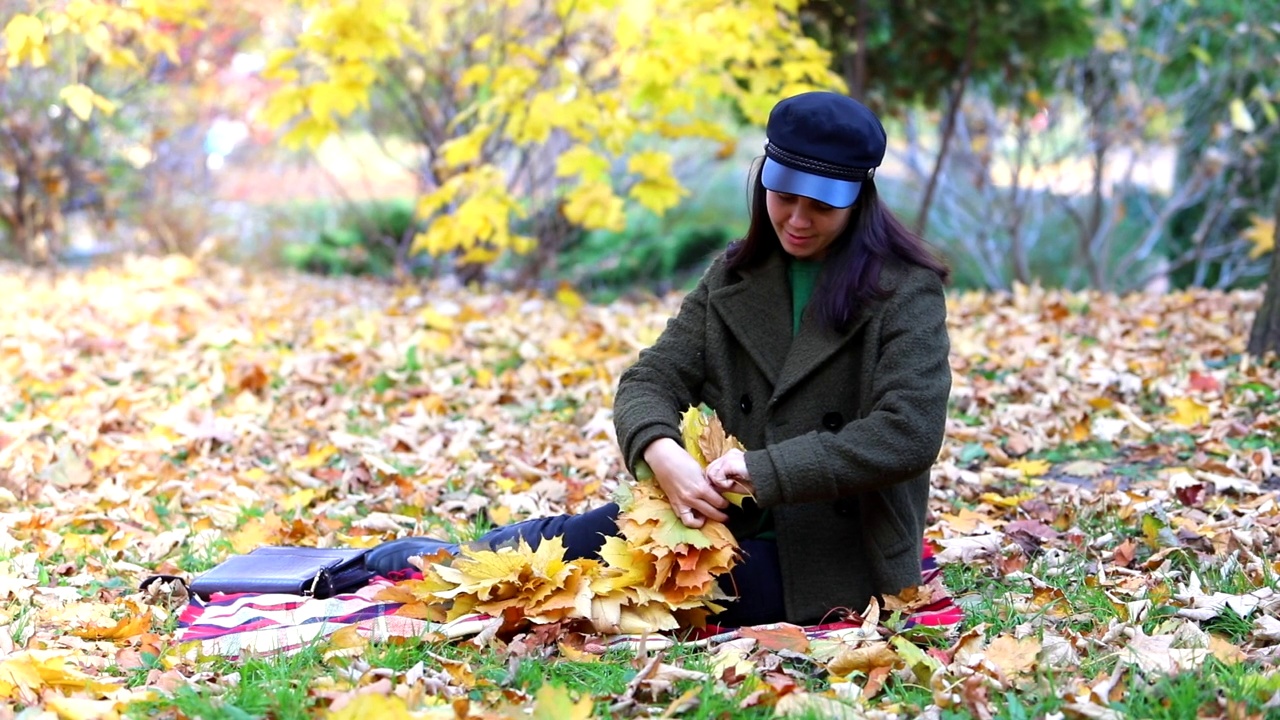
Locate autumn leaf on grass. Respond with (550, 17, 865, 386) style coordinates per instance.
(983, 634, 1041, 680)
(327, 693, 416, 720)
(1167, 397, 1211, 428)
(891, 636, 944, 686)
(69, 610, 151, 641)
(882, 584, 938, 614)
(0, 650, 121, 703)
(532, 684, 592, 720)
(1007, 458, 1051, 481)
(826, 641, 899, 677)
(49, 601, 152, 641)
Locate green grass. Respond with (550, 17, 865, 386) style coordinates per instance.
(126, 644, 333, 720)
(104, 414, 1279, 719)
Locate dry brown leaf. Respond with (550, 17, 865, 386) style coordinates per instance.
(826, 641, 899, 677)
(984, 634, 1041, 678)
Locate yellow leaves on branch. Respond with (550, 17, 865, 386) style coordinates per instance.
(4, 2, 204, 116)
(58, 84, 116, 122)
(264, 0, 839, 263)
(562, 183, 626, 233)
(4, 14, 48, 68)
(410, 167, 536, 261)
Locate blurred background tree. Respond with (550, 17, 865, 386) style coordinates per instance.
(0, 0, 241, 264)
(1, 0, 1276, 345)
(1249, 202, 1279, 356)
(797, 0, 1093, 237)
(258, 0, 838, 282)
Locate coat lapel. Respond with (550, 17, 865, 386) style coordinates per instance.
(773, 301, 872, 401)
(709, 252, 875, 399)
(708, 253, 791, 385)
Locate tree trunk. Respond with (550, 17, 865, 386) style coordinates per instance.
(850, 0, 868, 98)
(1247, 194, 1280, 358)
(914, 15, 978, 237)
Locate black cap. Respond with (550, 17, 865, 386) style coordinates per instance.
(761, 92, 887, 208)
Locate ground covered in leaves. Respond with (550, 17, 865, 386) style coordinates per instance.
(1, 256, 1278, 719)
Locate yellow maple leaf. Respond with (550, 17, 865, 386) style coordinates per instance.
(279, 488, 318, 513)
(439, 126, 491, 168)
(555, 145, 611, 183)
(620, 484, 719, 550)
(43, 696, 124, 720)
(69, 611, 151, 641)
(532, 684, 593, 720)
(979, 490, 1036, 508)
(326, 693, 416, 720)
(1168, 397, 1212, 428)
(1229, 98, 1256, 133)
(675, 404, 752, 506)
(697, 413, 745, 465)
(1243, 214, 1275, 259)
(562, 182, 626, 232)
(4, 14, 49, 68)
(292, 444, 337, 470)
(229, 514, 284, 554)
(616, 603, 681, 633)
(1007, 458, 1051, 479)
(555, 282, 585, 311)
(680, 405, 709, 466)
(430, 537, 589, 622)
(594, 536, 651, 593)
(629, 176, 687, 215)
(0, 650, 120, 702)
(58, 84, 116, 121)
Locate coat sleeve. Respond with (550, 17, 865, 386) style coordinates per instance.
(612, 262, 718, 475)
(746, 267, 951, 506)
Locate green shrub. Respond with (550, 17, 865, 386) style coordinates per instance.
(557, 159, 748, 297)
(282, 198, 418, 277)
(877, 175, 1169, 292)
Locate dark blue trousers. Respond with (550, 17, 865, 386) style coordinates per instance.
(480, 502, 786, 627)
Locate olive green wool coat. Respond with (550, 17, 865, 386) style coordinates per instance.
(613, 249, 951, 624)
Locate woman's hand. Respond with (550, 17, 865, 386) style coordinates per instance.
(643, 438, 729, 528)
(705, 449, 753, 496)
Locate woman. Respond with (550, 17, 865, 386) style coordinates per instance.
(367, 91, 952, 627)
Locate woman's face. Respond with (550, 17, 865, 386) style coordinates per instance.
(765, 190, 853, 261)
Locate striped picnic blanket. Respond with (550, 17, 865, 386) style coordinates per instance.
(176, 544, 962, 658)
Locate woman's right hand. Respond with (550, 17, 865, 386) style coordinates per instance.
(643, 438, 729, 528)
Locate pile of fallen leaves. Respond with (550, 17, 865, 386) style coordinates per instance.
(386, 405, 741, 634)
(1, 257, 1278, 717)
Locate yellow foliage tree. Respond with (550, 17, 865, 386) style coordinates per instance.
(260, 0, 840, 272)
(0, 0, 209, 262)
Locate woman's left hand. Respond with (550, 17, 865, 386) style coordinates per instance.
(705, 449, 753, 496)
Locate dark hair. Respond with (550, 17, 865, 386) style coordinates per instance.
(725, 158, 950, 332)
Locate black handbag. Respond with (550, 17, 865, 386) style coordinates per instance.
(187, 546, 377, 600)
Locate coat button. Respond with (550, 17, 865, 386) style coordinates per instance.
(822, 412, 844, 431)
(834, 498, 855, 516)
(740, 394, 752, 414)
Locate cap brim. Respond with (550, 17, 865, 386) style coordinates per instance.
(762, 158, 860, 208)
